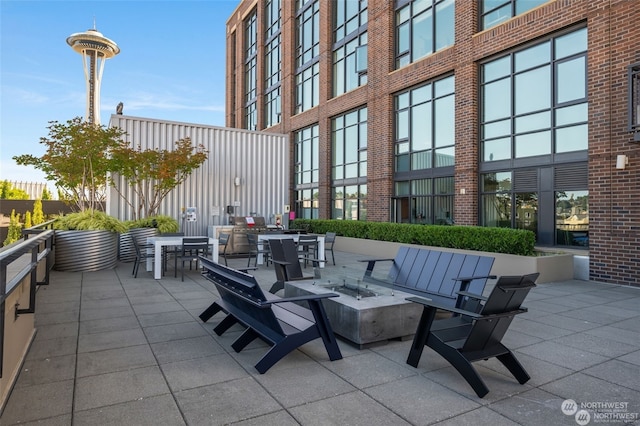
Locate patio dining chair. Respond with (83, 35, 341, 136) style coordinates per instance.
(161, 232, 184, 274)
(246, 233, 271, 267)
(324, 232, 337, 265)
(218, 232, 231, 266)
(174, 237, 209, 281)
(296, 234, 318, 268)
(130, 234, 154, 278)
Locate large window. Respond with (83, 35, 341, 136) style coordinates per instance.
(294, 125, 319, 219)
(333, 0, 368, 97)
(393, 177, 454, 224)
(481, 172, 539, 238)
(264, 0, 281, 128)
(295, 0, 320, 113)
(481, 27, 588, 162)
(481, 0, 548, 30)
(395, 75, 455, 172)
(332, 107, 367, 220)
(556, 190, 588, 247)
(333, 185, 367, 221)
(244, 11, 258, 130)
(395, 0, 454, 69)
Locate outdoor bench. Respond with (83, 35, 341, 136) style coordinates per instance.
(198, 257, 343, 373)
(359, 246, 496, 310)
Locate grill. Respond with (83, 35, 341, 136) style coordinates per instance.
(229, 216, 267, 254)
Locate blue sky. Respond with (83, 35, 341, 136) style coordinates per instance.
(1, 0, 240, 185)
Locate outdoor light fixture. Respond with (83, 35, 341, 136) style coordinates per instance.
(628, 62, 640, 142)
(616, 154, 629, 170)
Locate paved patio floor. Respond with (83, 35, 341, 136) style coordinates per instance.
(1, 251, 639, 425)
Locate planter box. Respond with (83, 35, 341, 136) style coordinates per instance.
(333, 237, 574, 283)
(54, 230, 119, 272)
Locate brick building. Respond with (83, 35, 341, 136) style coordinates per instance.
(225, 0, 640, 286)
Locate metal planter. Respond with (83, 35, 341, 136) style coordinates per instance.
(54, 230, 119, 272)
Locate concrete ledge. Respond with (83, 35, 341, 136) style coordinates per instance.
(333, 237, 575, 283)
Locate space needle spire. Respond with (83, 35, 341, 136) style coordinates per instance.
(66, 24, 120, 125)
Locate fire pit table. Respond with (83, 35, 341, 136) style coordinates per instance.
(284, 276, 423, 348)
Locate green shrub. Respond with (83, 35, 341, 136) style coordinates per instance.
(291, 219, 536, 256)
(3, 210, 23, 246)
(123, 215, 179, 234)
(54, 210, 127, 233)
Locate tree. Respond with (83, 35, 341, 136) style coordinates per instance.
(24, 210, 32, 228)
(41, 187, 52, 200)
(13, 117, 127, 211)
(32, 199, 45, 225)
(3, 210, 22, 246)
(0, 180, 30, 199)
(110, 137, 208, 219)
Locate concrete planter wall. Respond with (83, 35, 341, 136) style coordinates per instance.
(118, 228, 159, 262)
(54, 230, 119, 272)
(333, 237, 575, 283)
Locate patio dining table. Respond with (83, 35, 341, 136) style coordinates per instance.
(146, 236, 219, 279)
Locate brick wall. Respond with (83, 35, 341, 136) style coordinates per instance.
(226, 0, 640, 286)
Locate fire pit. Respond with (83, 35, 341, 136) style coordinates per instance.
(284, 279, 423, 348)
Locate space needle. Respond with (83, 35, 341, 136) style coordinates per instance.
(66, 25, 120, 125)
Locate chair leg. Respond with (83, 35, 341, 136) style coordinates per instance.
(407, 306, 437, 367)
(496, 351, 531, 385)
(232, 328, 260, 352)
(132, 258, 137, 277)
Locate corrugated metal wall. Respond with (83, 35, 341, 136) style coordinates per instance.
(107, 115, 289, 235)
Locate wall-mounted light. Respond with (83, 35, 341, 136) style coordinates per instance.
(234, 176, 241, 186)
(616, 154, 629, 170)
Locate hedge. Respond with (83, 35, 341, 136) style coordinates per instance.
(290, 219, 536, 256)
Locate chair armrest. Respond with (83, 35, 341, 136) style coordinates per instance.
(456, 291, 488, 302)
(297, 254, 326, 263)
(272, 260, 292, 266)
(406, 296, 482, 318)
(260, 292, 339, 306)
(453, 275, 496, 295)
(453, 275, 496, 283)
(358, 258, 396, 276)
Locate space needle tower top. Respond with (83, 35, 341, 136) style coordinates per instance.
(66, 25, 120, 125)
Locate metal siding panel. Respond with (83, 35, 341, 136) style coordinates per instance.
(108, 116, 287, 235)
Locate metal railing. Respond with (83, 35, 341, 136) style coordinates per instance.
(0, 224, 55, 377)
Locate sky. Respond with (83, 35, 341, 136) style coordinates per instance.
(0, 0, 240, 186)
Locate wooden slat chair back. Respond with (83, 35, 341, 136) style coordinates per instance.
(268, 238, 314, 293)
(461, 273, 539, 354)
(363, 246, 495, 308)
(205, 260, 285, 341)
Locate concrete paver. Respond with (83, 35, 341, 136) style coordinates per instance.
(1, 251, 639, 425)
